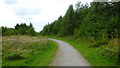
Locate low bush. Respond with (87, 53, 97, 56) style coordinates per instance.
(5, 53, 26, 61)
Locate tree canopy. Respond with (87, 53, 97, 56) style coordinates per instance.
(2, 23, 36, 36)
(40, 2, 119, 40)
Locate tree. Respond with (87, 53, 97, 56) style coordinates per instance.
(40, 1, 119, 40)
(61, 5, 76, 36)
(2, 23, 36, 36)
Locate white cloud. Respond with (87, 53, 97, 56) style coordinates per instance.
(0, 0, 19, 27)
(14, 7, 40, 16)
(0, 0, 92, 32)
(5, 0, 17, 4)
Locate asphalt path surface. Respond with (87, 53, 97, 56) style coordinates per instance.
(49, 39, 91, 67)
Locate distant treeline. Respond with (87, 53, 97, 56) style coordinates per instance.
(1, 23, 36, 36)
(40, 2, 120, 40)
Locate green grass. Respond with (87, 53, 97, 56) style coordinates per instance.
(48, 36, 118, 66)
(2, 36, 58, 66)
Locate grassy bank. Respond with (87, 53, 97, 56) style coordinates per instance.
(49, 36, 118, 66)
(2, 36, 58, 66)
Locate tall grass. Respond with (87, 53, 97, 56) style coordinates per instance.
(2, 36, 58, 66)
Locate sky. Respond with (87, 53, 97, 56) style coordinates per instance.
(0, 0, 93, 32)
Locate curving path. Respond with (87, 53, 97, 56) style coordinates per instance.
(49, 39, 92, 67)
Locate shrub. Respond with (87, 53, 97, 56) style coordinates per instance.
(5, 53, 25, 61)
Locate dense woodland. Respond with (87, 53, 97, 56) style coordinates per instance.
(40, 2, 119, 40)
(1, 23, 36, 36)
(40, 2, 119, 64)
(1, 2, 119, 39)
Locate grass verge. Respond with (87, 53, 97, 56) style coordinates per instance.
(48, 36, 118, 66)
(2, 36, 58, 66)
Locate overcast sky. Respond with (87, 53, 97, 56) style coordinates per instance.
(0, 0, 92, 32)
